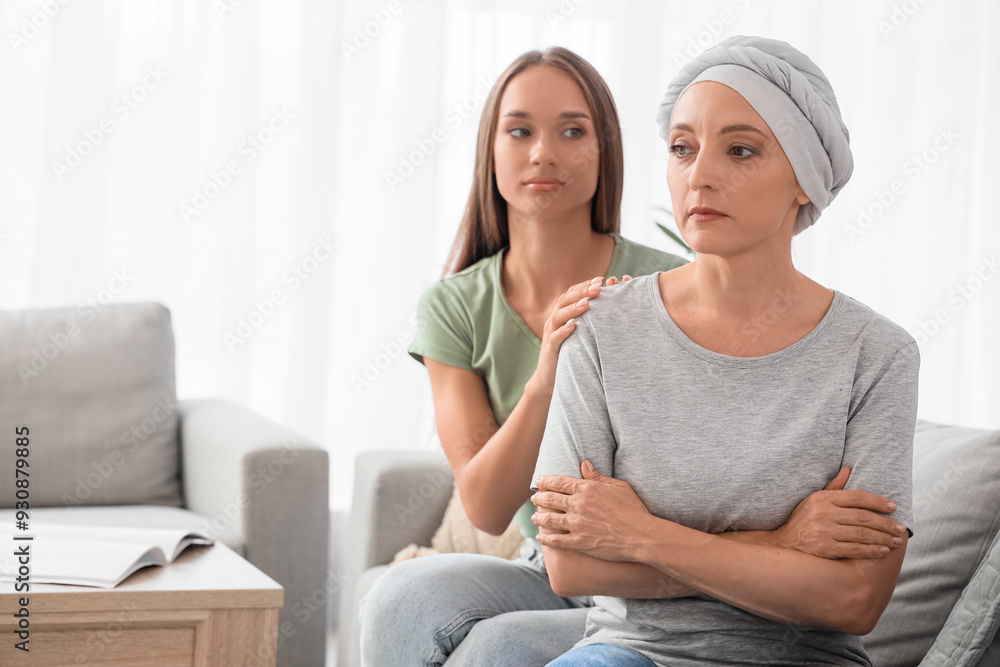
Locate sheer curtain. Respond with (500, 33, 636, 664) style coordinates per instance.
(2, 0, 996, 509)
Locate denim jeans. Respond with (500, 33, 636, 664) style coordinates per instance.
(360, 541, 591, 667)
(546, 644, 658, 667)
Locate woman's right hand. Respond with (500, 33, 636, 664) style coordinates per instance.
(528, 275, 632, 398)
(771, 467, 908, 559)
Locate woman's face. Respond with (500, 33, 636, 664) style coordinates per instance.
(493, 66, 600, 225)
(666, 81, 809, 257)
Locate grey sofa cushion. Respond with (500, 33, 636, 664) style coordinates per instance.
(863, 421, 1000, 666)
(917, 527, 1000, 666)
(0, 303, 181, 508)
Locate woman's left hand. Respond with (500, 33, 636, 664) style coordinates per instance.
(531, 460, 651, 562)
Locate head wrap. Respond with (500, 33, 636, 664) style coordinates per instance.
(656, 36, 853, 235)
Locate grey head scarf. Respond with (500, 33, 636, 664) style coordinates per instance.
(656, 36, 853, 235)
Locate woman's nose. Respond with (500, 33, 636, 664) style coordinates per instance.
(687, 152, 719, 190)
(529, 134, 557, 165)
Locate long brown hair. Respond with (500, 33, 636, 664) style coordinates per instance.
(441, 47, 624, 277)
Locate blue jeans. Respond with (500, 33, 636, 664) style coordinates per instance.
(546, 644, 658, 667)
(360, 542, 591, 666)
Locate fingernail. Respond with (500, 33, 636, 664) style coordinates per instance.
(588, 283, 600, 292)
(892, 536, 902, 545)
(584, 460, 594, 472)
(590, 276, 603, 283)
(576, 297, 589, 306)
(880, 546, 890, 554)
(896, 523, 906, 533)
(886, 502, 897, 511)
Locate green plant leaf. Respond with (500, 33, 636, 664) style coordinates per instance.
(655, 222, 693, 255)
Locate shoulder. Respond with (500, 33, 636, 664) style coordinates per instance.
(834, 293, 920, 368)
(418, 252, 500, 314)
(611, 233, 689, 276)
(576, 272, 658, 335)
(836, 293, 917, 349)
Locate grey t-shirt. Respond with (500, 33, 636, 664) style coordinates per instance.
(533, 273, 920, 666)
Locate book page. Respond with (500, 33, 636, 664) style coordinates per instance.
(0, 523, 214, 588)
(17, 523, 213, 561)
(0, 536, 165, 588)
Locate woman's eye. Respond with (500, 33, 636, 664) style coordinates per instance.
(563, 127, 584, 138)
(730, 146, 756, 158)
(509, 128, 530, 138)
(668, 144, 691, 157)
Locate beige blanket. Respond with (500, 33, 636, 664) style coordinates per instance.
(391, 485, 525, 564)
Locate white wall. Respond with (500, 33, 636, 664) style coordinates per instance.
(1, 0, 996, 510)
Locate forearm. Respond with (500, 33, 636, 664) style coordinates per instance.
(539, 527, 776, 598)
(540, 544, 699, 599)
(633, 514, 898, 634)
(456, 380, 552, 535)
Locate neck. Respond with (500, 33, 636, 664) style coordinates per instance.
(686, 235, 804, 319)
(503, 210, 611, 307)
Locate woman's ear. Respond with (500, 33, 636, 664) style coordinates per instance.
(795, 188, 811, 206)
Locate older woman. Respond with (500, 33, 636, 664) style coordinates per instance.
(531, 36, 918, 667)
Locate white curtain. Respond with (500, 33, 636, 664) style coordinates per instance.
(2, 0, 997, 509)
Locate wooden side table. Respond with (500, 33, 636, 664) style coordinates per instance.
(0, 543, 283, 666)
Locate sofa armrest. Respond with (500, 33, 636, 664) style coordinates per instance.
(178, 398, 329, 667)
(344, 449, 453, 578)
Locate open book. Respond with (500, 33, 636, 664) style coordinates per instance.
(0, 523, 214, 588)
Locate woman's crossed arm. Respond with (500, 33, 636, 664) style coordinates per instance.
(532, 462, 907, 635)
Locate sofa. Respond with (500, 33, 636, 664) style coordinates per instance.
(0, 302, 330, 667)
(340, 420, 1000, 667)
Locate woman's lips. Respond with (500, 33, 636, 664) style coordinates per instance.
(524, 179, 563, 192)
(688, 206, 728, 222)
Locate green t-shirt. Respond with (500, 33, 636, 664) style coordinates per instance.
(409, 232, 688, 538)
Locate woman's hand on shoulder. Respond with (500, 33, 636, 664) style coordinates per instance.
(605, 274, 631, 286)
(771, 467, 908, 560)
(527, 275, 631, 399)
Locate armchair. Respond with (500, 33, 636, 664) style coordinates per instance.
(339, 450, 453, 667)
(0, 302, 330, 667)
